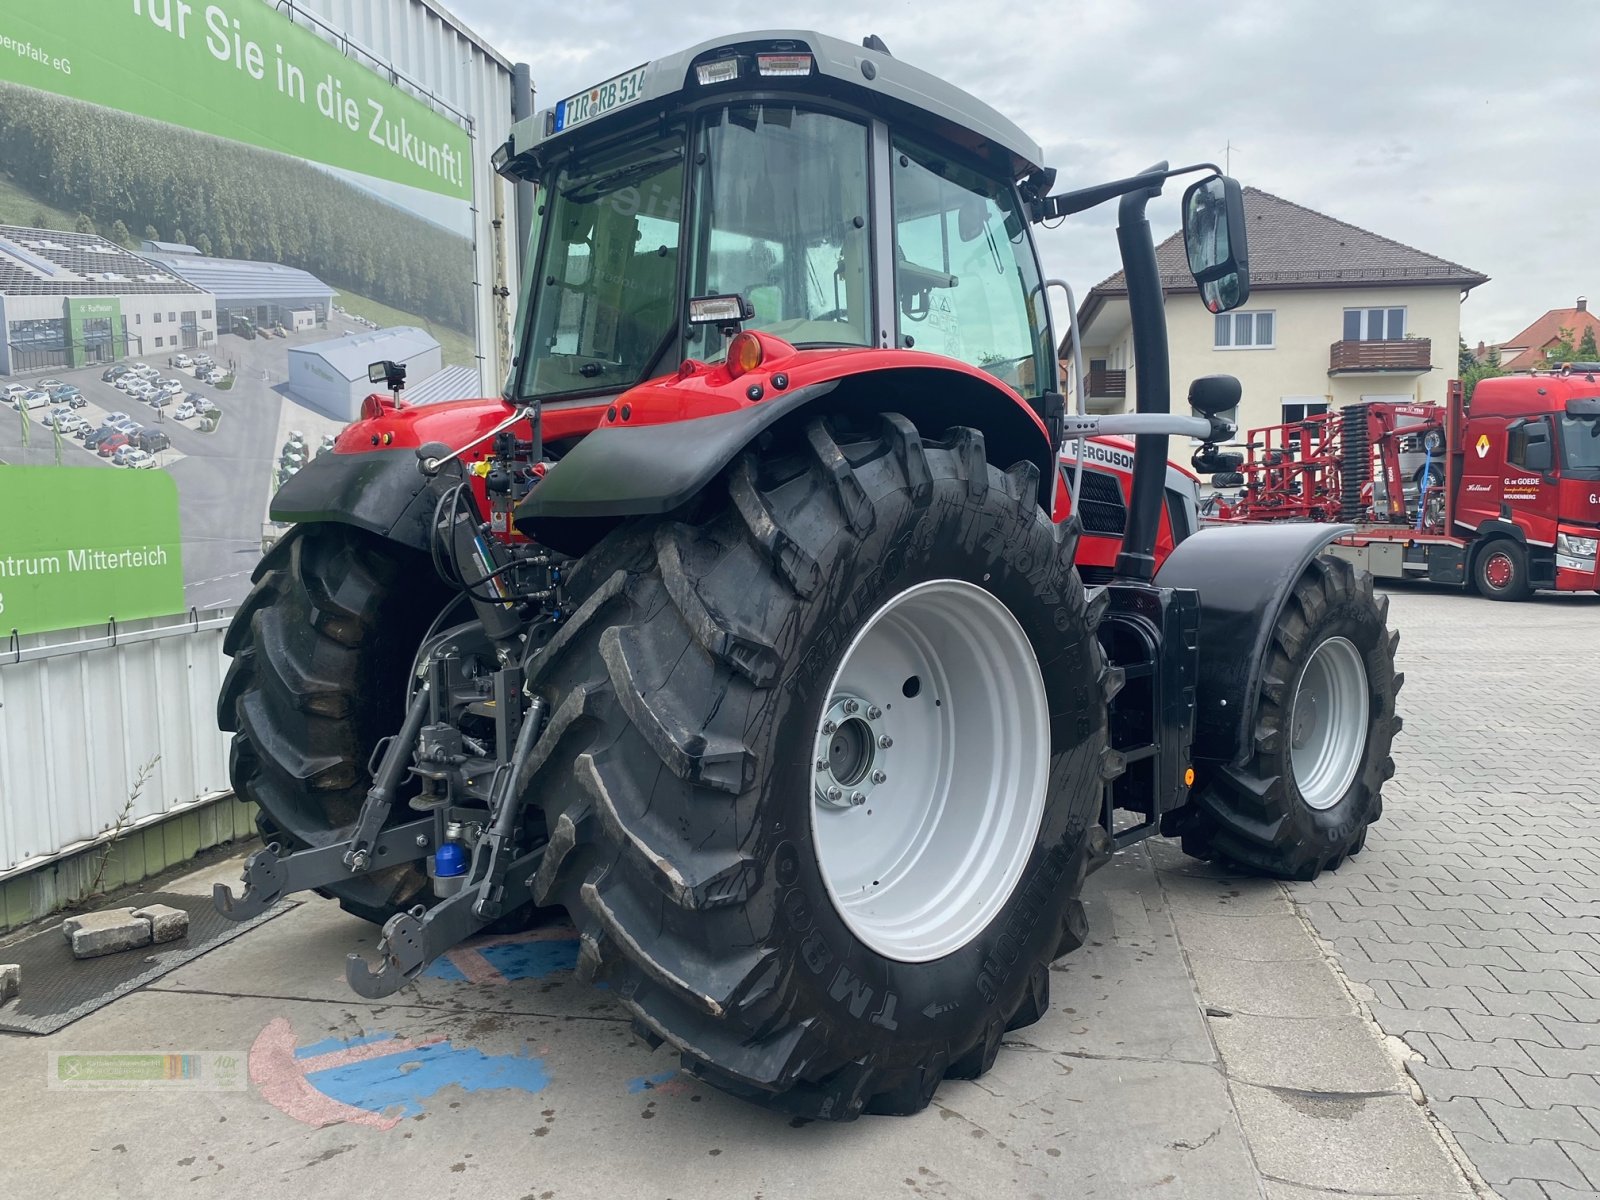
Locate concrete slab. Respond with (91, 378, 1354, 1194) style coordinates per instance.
(1186, 953, 1357, 1019)
(1232, 1084, 1472, 1195)
(1207, 1012, 1408, 1093)
(0, 833, 1472, 1199)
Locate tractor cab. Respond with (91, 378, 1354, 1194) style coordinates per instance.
(498, 31, 1057, 417)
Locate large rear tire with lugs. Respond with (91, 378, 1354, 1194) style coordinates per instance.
(519, 413, 1111, 1119)
(1179, 554, 1401, 880)
(217, 524, 452, 924)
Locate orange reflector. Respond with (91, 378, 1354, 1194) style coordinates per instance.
(728, 331, 763, 378)
(1184, 767, 1195, 787)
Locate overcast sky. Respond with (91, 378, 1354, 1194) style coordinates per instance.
(452, 0, 1596, 346)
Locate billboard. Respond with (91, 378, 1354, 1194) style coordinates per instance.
(0, 0, 479, 629)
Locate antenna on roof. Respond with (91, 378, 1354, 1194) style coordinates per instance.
(862, 34, 892, 56)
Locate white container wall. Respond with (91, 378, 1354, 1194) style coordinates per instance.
(0, 617, 232, 879)
(272, 0, 523, 392)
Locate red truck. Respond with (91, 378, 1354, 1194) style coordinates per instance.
(1210, 368, 1600, 600)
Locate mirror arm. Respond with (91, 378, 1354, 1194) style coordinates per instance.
(1029, 161, 1221, 222)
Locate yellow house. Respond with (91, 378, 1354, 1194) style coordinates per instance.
(1065, 188, 1488, 451)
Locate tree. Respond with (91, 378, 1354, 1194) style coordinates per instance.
(1459, 336, 1476, 373)
(1462, 343, 1504, 403)
(1544, 326, 1578, 366)
(195, 232, 213, 256)
(144, 224, 159, 241)
(109, 219, 132, 246)
(28, 208, 48, 229)
(1578, 326, 1598, 361)
(73, 212, 97, 235)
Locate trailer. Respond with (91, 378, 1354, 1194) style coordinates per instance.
(1212, 371, 1600, 599)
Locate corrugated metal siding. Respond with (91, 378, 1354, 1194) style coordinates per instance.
(0, 621, 232, 877)
(269, 0, 520, 394)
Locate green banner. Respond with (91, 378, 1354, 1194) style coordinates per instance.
(0, 0, 470, 200)
(0, 467, 184, 635)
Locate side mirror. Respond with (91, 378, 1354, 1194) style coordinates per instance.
(1181, 175, 1251, 313)
(1526, 428, 1554, 472)
(1187, 374, 1242, 417)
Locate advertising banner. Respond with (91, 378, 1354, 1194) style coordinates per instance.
(0, 0, 480, 630)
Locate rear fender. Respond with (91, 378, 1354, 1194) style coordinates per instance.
(517, 365, 1056, 554)
(269, 447, 436, 551)
(1155, 521, 1351, 769)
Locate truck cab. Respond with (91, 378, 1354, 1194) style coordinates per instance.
(1453, 371, 1600, 592)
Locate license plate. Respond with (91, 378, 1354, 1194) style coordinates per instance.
(554, 64, 649, 132)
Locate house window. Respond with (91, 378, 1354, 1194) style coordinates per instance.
(202, 309, 213, 319)
(134, 313, 141, 325)
(1343, 307, 1405, 341)
(1282, 400, 1330, 424)
(168, 311, 177, 323)
(1282, 399, 1330, 450)
(154, 336, 164, 348)
(1214, 310, 1274, 349)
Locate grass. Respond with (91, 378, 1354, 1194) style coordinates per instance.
(332, 286, 478, 370)
(0, 171, 78, 232)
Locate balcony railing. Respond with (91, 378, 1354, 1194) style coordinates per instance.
(1328, 338, 1432, 374)
(1087, 368, 1127, 398)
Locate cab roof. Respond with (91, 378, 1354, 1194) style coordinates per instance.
(499, 29, 1045, 181)
(1472, 370, 1600, 419)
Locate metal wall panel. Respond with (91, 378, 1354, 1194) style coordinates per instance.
(0, 620, 232, 877)
(271, 0, 523, 392)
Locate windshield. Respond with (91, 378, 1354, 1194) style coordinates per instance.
(1560, 413, 1600, 472)
(520, 129, 685, 398)
(684, 104, 872, 361)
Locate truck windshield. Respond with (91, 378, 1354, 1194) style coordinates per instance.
(1560, 413, 1600, 473)
(520, 130, 685, 398)
(684, 104, 872, 361)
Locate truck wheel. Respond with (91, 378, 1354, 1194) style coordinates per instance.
(218, 524, 453, 924)
(1212, 471, 1246, 487)
(1181, 555, 1400, 881)
(520, 414, 1111, 1119)
(1473, 539, 1532, 601)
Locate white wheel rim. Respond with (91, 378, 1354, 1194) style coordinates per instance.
(810, 579, 1049, 963)
(1289, 636, 1369, 811)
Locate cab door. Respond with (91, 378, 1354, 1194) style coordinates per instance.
(1502, 416, 1561, 546)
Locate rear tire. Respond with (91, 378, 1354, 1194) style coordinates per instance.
(1179, 555, 1401, 880)
(218, 524, 452, 924)
(520, 414, 1111, 1118)
(1212, 471, 1246, 488)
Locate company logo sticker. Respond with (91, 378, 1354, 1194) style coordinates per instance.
(1476, 433, 1491, 458)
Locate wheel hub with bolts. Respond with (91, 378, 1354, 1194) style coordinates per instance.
(815, 695, 888, 808)
(1289, 635, 1370, 811)
(809, 578, 1049, 963)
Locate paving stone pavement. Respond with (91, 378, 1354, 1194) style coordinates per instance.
(1286, 581, 1600, 1200)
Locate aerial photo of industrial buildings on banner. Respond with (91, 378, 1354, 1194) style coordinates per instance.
(0, 0, 484, 627)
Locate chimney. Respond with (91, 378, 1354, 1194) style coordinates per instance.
(1476, 340, 1486, 359)
(1580, 296, 1589, 312)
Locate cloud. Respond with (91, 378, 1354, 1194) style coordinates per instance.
(458, 0, 1595, 342)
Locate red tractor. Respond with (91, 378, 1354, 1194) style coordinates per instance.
(214, 30, 1401, 1119)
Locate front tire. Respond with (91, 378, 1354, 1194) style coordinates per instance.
(1180, 555, 1401, 880)
(1473, 539, 1532, 601)
(521, 414, 1112, 1118)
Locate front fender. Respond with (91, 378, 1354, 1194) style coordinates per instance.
(1155, 521, 1350, 768)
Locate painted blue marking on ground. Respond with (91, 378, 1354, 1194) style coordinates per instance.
(303, 1041, 550, 1117)
(479, 939, 579, 980)
(294, 1031, 395, 1059)
(627, 1070, 679, 1094)
(420, 956, 469, 982)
